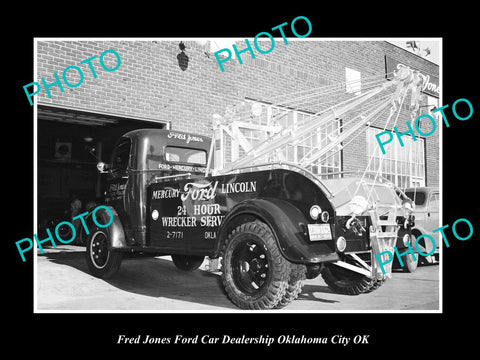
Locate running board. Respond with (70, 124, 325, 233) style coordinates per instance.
(332, 260, 372, 278)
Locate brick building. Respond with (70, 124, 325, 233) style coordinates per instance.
(34, 39, 440, 218)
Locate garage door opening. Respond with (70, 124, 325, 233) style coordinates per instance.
(37, 105, 167, 241)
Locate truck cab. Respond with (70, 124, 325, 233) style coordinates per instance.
(101, 129, 211, 249)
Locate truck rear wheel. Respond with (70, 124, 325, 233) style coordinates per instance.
(85, 229, 122, 279)
(221, 221, 291, 310)
(321, 263, 379, 295)
(364, 279, 385, 293)
(171, 255, 205, 271)
(275, 263, 306, 309)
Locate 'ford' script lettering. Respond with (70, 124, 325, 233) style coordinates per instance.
(181, 181, 218, 201)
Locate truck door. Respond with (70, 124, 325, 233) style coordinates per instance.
(148, 144, 216, 255)
(149, 178, 219, 253)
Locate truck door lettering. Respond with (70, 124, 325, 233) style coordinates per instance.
(177, 205, 187, 216)
(152, 188, 180, 199)
(200, 215, 225, 227)
(220, 181, 257, 194)
(161, 216, 197, 227)
(181, 181, 218, 201)
(193, 204, 221, 215)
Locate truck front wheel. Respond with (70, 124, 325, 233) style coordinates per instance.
(85, 229, 123, 279)
(221, 221, 291, 310)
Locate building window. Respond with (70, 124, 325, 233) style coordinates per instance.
(345, 67, 361, 95)
(366, 127, 425, 188)
(224, 100, 342, 177)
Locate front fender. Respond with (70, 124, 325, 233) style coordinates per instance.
(91, 206, 127, 249)
(215, 198, 338, 264)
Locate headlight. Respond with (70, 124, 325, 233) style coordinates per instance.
(349, 195, 369, 215)
(336, 236, 347, 252)
(309, 205, 322, 220)
(151, 209, 159, 220)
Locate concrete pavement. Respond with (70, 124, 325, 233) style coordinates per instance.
(36, 245, 439, 311)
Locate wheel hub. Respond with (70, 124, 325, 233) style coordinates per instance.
(250, 258, 262, 272)
(90, 232, 110, 269)
(232, 240, 270, 294)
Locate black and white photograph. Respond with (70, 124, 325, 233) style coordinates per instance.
(6, 8, 478, 356)
(31, 38, 442, 313)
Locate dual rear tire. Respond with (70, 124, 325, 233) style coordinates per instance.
(221, 220, 305, 310)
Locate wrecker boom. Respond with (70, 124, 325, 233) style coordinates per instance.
(210, 65, 426, 280)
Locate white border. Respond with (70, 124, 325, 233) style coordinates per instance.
(33, 37, 442, 314)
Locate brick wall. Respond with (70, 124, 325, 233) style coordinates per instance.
(36, 39, 439, 186)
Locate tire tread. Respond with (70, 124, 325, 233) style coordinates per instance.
(221, 220, 291, 309)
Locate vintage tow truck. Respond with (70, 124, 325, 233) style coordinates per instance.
(86, 128, 413, 309)
(85, 66, 422, 309)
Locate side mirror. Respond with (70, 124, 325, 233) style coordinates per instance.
(85, 144, 99, 160)
(97, 162, 110, 173)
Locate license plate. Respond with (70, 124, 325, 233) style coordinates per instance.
(307, 224, 332, 241)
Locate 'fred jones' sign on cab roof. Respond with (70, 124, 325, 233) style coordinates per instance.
(385, 55, 440, 98)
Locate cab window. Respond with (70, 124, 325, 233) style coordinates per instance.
(165, 146, 207, 165)
(111, 138, 131, 172)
